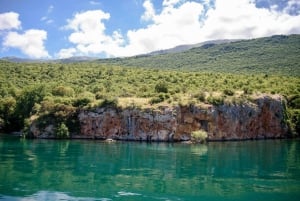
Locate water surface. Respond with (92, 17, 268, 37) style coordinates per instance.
(0, 135, 299, 200)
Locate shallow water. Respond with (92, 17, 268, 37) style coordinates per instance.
(0, 135, 299, 201)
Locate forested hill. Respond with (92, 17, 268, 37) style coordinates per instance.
(0, 35, 299, 134)
(99, 34, 300, 76)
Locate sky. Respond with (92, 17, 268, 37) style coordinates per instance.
(0, 0, 299, 59)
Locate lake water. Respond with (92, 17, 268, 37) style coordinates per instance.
(0, 134, 299, 201)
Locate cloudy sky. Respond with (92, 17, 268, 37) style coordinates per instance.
(0, 0, 299, 59)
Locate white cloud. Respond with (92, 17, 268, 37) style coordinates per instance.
(201, 0, 300, 40)
(66, 10, 110, 45)
(58, 0, 300, 58)
(141, 0, 156, 21)
(283, 0, 300, 15)
(89, 1, 101, 5)
(47, 5, 54, 14)
(56, 48, 77, 58)
(124, 0, 204, 55)
(162, 0, 182, 7)
(41, 5, 54, 24)
(0, 12, 21, 30)
(3, 29, 50, 58)
(58, 10, 125, 58)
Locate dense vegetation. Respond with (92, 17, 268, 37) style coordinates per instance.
(100, 35, 300, 76)
(0, 35, 299, 136)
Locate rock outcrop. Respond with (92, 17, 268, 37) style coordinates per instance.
(77, 95, 288, 141)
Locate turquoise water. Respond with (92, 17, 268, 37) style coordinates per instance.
(0, 135, 299, 201)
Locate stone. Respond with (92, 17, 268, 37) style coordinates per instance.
(31, 95, 289, 141)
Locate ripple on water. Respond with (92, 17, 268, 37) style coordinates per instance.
(0, 191, 113, 201)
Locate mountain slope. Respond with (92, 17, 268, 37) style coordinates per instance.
(147, 39, 239, 55)
(99, 35, 300, 76)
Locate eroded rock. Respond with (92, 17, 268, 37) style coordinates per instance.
(77, 95, 288, 141)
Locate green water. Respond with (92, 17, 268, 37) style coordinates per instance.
(0, 135, 299, 201)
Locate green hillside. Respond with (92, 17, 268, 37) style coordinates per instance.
(0, 35, 299, 135)
(99, 35, 300, 76)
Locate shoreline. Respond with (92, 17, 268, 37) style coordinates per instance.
(2, 132, 295, 143)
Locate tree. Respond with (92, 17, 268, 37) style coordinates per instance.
(52, 86, 74, 97)
(14, 85, 47, 130)
(55, 122, 69, 139)
(155, 82, 168, 93)
(0, 97, 16, 131)
(191, 130, 208, 143)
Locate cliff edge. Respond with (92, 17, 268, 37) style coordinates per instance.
(30, 95, 289, 141)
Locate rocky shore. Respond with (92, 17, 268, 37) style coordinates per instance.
(29, 95, 289, 142)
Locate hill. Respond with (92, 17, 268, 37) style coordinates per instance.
(2, 35, 299, 76)
(146, 39, 239, 55)
(0, 34, 299, 134)
(99, 35, 300, 76)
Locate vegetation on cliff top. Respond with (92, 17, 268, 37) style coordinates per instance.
(0, 35, 299, 136)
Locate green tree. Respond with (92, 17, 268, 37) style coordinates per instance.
(191, 130, 208, 143)
(52, 86, 74, 97)
(155, 82, 168, 93)
(0, 97, 16, 131)
(55, 122, 69, 139)
(14, 85, 47, 130)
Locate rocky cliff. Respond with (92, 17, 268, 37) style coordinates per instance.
(75, 95, 288, 141)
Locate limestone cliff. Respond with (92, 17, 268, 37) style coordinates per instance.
(76, 95, 288, 141)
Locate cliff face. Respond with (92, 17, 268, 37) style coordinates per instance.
(77, 95, 288, 141)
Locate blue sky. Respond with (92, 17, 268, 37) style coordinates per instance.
(0, 0, 299, 59)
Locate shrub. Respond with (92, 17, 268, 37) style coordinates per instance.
(194, 91, 206, 102)
(155, 82, 168, 93)
(95, 92, 105, 100)
(287, 109, 300, 136)
(149, 93, 170, 104)
(243, 87, 253, 95)
(55, 122, 69, 139)
(52, 86, 74, 97)
(207, 96, 224, 105)
(73, 97, 91, 107)
(223, 89, 234, 96)
(99, 97, 118, 108)
(288, 95, 300, 109)
(150, 96, 164, 104)
(191, 130, 208, 143)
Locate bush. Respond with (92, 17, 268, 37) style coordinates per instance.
(149, 93, 170, 104)
(73, 98, 91, 107)
(95, 92, 105, 100)
(287, 109, 300, 136)
(150, 96, 164, 104)
(155, 82, 168, 93)
(207, 96, 224, 105)
(191, 130, 208, 143)
(243, 87, 253, 95)
(223, 89, 234, 96)
(288, 95, 300, 109)
(194, 91, 206, 102)
(55, 122, 69, 139)
(99, 97, 118, 108)
(52, 86, 74, 97)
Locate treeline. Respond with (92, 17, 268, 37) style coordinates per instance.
(0, 61, 299, 135)
(99, 35, 300, 76)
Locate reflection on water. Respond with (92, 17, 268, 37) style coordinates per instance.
(0, 135, 300, 201)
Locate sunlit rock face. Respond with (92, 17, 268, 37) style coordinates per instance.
(78, 95, 288, 141)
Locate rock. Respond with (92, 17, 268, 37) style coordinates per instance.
(29, 122, 55, 138)
(30, 95, 289, 141)
(77, 95, 288, 141)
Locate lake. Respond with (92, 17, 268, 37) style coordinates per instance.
(0, 134, 299, 201)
